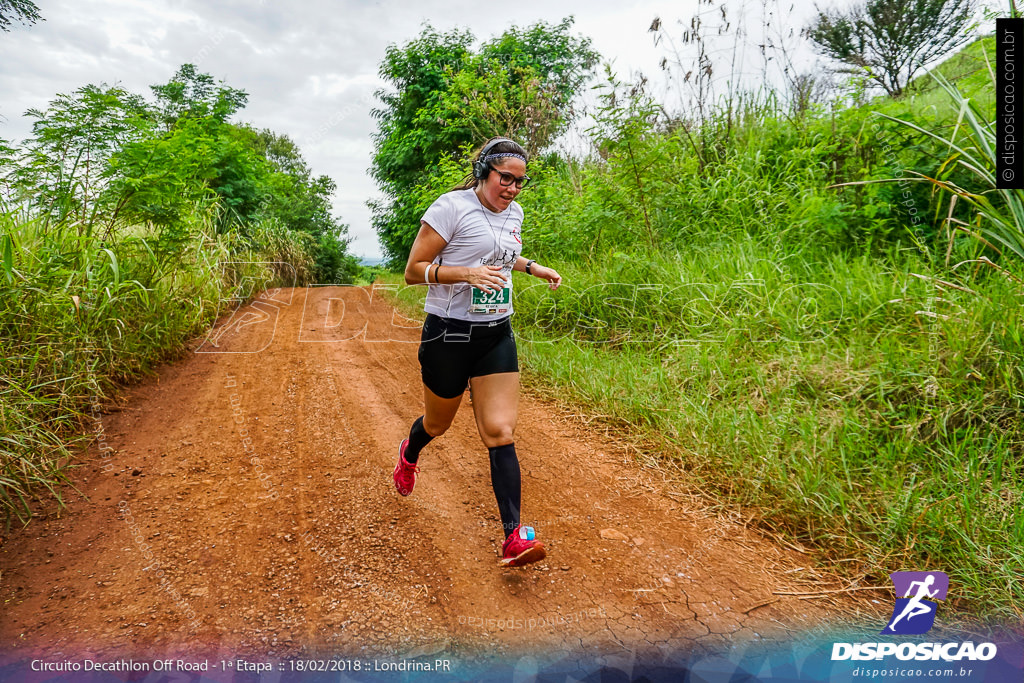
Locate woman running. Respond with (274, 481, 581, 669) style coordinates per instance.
(393, 136, 562, 567)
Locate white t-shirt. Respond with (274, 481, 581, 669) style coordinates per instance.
(421, 188, 524, 322)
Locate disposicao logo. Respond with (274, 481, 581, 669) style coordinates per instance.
(831, 570, 998, 663)
(881, 570, 948, 635)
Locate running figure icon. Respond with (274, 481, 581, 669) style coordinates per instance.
(881, 571, 949, 635)
(887, 575, 938, 631)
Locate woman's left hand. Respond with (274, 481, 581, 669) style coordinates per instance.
(533, 265, 562, 290)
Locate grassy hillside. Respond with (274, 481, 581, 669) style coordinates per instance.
(391, 34, 1022, 621)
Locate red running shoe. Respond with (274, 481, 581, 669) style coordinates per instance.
(500, 525, 546, 567)
(393, 439, 419, 496)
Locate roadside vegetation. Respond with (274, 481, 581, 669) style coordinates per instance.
(1, 65, 363, 525)
(372, 18, 1022, 622)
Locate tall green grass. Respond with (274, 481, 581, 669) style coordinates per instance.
(378, 237, 1023, 620)
(0, 203, 315, 525)
(515, 248, 1021, 620)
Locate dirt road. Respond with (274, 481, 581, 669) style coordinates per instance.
(0, 285, 879, 666)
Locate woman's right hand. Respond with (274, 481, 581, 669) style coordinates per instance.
(465, 265, 508, 293)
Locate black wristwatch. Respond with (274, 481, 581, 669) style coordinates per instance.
(525, 260, 536, 275)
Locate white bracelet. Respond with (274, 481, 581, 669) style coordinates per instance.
(424, 264, 433, 284)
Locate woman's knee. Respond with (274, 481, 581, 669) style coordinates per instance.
(481, 423, 515, 447)
(423, 416, 453, 437)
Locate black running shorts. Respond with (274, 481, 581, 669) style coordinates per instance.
(418, 313, 519, 399)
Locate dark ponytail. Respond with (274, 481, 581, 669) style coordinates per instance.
(450, 137, 529, 191)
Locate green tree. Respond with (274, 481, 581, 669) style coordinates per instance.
(371, 27, 474, 196)
(249, 128, 341, 237)
(369, 19, 599, 264)
(806, 0, 977, 98)
(431, 59, 566, 157)
(104, 115, 225, 255)
(313, 230, 362, 284)
(109, 76, 353, 253)
(0, 0, 41, 31)
(253, 128, 310, 178)
(150, 63, 248, 128)
(3, 64, 360, 281)
(478, 17, 599, 119)
(248, 127, 360, 283)
(9, 85, 153, 226)
(120, 66, 262, 233)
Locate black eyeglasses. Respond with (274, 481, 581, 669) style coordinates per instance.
(495, 170, 531, 189)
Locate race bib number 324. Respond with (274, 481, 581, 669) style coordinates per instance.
(468, 286, 510, 314)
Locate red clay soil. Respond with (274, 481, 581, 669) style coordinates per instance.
(0, 285, 884, 664)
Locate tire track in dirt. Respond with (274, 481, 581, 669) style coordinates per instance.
(0, 285, 884, 664)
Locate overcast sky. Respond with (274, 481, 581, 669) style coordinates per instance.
(0, 0, 975, 259)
